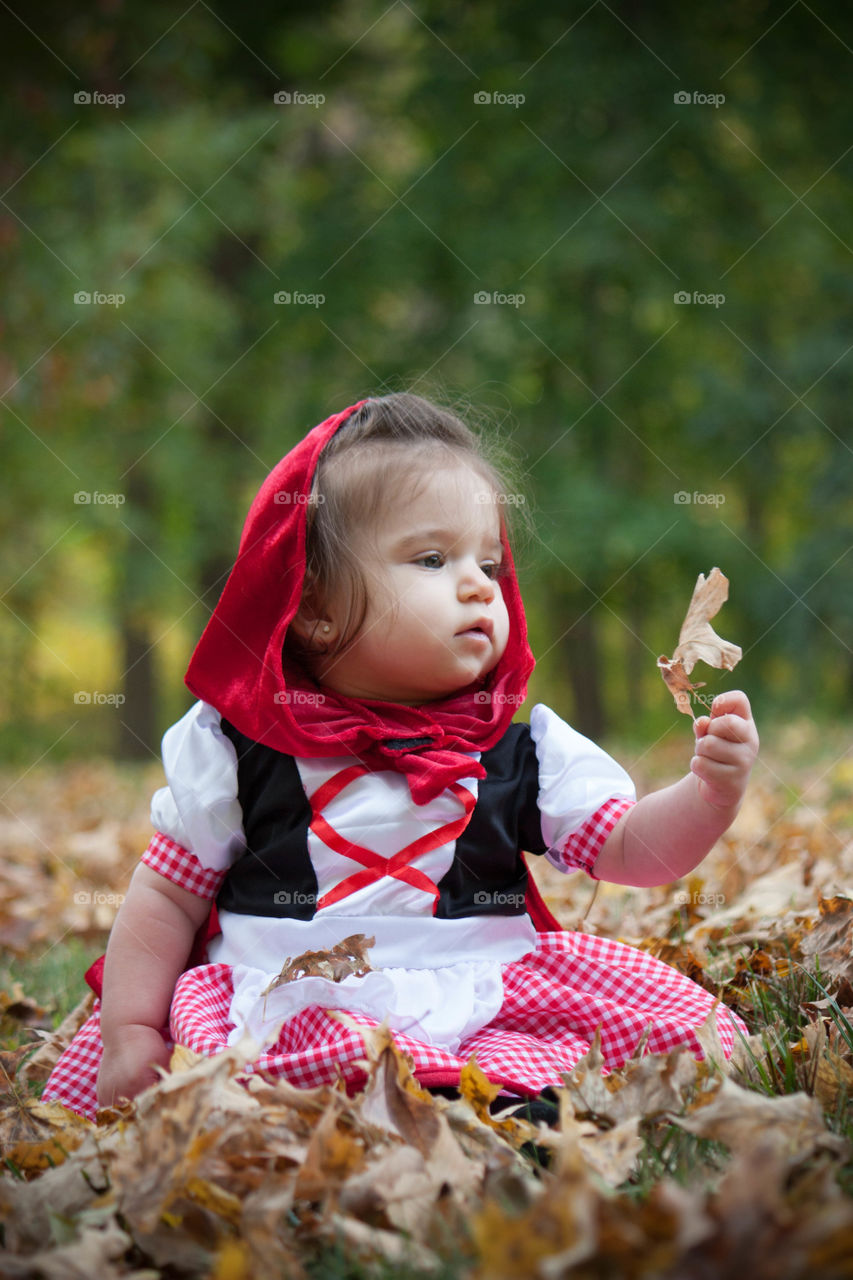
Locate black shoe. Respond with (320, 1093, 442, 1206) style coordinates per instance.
(490, 1086, 560, 1128)
(491, 1087, 559, 1167)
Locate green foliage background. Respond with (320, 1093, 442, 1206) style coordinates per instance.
(2, 0, 851, 762)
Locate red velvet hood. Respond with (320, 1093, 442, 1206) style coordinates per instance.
(184, 401, 535, 804)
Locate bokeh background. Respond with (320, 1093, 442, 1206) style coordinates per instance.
(2, 0, 852, 769)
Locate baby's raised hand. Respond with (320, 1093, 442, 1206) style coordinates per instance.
(690, 690, 759, 812)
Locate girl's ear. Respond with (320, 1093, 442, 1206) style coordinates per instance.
(290, 593, 337, 651)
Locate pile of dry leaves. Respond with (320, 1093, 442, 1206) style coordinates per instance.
(1, 994, 852, 1280)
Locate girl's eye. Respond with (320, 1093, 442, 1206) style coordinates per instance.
(481, 562, 505, 580)
(418, 552, 444, 569)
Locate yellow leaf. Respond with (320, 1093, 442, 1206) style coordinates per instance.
(169, 1042, 204, 1074)
(0, 1095, 91, 1173)
(459, 1055, 535, 1148)
(212, 1238, 252, 1280)
(459, 1056, 501, 1113)
(183, 1175, 243, 1226)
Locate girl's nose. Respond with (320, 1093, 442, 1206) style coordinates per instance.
(459, 563, 495, 601)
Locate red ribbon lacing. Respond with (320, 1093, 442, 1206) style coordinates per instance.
(309, 765, 476, 913)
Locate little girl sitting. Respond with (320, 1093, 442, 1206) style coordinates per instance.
(44, 392, 758, 1120)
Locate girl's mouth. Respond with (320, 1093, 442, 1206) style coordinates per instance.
(457, 619, 494, 641)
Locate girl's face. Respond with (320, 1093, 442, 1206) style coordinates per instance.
(315, 466, 511, 705)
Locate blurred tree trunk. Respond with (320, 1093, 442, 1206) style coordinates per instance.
(118, 617, 157, 758)
(198, 552, 233, 614)
(563, 602, 606, 740)
(117, 471, 157, 759)
(625, 579, 647, 721)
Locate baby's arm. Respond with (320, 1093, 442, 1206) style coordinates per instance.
(591, 691, 759, 888)
(97, 861, 212, 1107)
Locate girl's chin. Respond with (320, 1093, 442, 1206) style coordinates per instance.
(316, 663, 495, 706)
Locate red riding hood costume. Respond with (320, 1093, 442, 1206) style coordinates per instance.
(44, 401, 746, 1121)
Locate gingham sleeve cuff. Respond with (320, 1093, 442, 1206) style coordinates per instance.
(546, 796, 635, 879)
(141, 831, 228, 899)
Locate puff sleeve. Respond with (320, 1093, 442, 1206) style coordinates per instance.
(529, 703, 636, 879)
(142, 701, 245, 897)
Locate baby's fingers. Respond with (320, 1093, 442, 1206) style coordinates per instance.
(708, 690, 753, 724)
(693, 733, 749, 766)
(705, 712, 759, 761)
(705, 713, 754, 743)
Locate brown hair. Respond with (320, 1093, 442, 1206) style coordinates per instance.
(285, 391, 525, 672)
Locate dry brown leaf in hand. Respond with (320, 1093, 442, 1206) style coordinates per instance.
(658, 567, 742, 717)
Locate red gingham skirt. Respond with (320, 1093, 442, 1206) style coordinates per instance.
(42, 930, 746, 1121)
